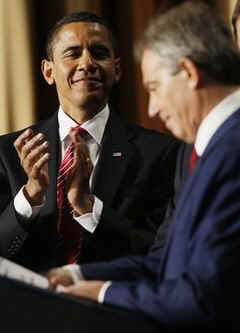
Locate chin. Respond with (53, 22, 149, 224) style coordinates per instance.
(78, 95, 105, 110)
(167, 126, 184, 141)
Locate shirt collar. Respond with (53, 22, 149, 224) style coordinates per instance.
(195, 89, 240, 156)
(58, 105, 110, 145)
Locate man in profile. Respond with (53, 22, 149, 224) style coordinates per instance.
(48, 2, 240, 330)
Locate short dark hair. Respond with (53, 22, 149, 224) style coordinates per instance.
(232, 0, 240, 39)
(46, 11, 120, 60)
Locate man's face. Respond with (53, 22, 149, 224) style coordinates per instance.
(43, 22, 121, 113)
(235, 17, 240, 50)
(141, 49, 196, 142)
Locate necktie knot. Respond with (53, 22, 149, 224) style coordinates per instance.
(73, 126, 88, 139)
(63, 126, 88, 162)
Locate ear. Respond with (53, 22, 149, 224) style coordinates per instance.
(114, 57, 122, 84)
(178, 57, 202, 89)
(41, 59, 55, 85)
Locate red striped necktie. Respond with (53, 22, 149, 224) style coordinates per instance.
(56, 127, 88, 265)
(189, 146, 198, 173)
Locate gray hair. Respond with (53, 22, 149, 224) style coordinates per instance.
(135, 1, 240, 85)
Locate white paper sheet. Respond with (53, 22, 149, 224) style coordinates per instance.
(0, 256, 48, 289)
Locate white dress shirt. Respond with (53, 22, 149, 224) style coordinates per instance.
(195, 89, 240, 156)
(14, 105, 110, 233)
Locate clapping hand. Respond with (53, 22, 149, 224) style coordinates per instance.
(14, 128, 50, 205)
(67, 127, 94, 215)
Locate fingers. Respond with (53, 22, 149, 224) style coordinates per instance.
(30, 152, 50, 179)
(70, 127, 89, 153)
(14, 128, 34, 156)
(72, 150, 93, 179)
(48, 276, 60, 290)
(69, 127, 86, 145)
(47, 268, 74, 289)
(86, 156, 93, 171)
(58, 280, 105, 302)
(14, 129, 49, 175)
(59, 284, 81, 295)
(66, 127, 93, 207)
(21, 133, 46, 164)
(14, 129, 50, 204)
(69, 128, 93, 177)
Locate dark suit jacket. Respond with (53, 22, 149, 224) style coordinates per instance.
(81, 110, 240, 331)
(0, 111, 179, 271)
(150, 142, 192, 252)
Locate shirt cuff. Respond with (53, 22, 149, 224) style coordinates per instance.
(62, 264, 85, 283)
(98, 281, 112, 303)
(73, 196, 103, 233)
(14, 186, 44, 221)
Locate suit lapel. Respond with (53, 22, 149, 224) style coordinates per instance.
(92, 112, 135, 206)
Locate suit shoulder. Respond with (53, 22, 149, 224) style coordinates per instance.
(126, 122, 181, 149)
(0, 117, 52, 148)
(0, 128, 27, 146)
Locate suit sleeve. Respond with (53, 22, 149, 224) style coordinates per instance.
(84, 146, 240, 329)
(0, 157, 29, 258)
(81, 249, 162, 281)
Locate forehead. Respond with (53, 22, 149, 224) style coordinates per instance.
(141, 49, 168, 84)
(53, 21, 113, 49)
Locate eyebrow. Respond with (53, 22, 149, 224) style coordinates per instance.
(62, 42, 111, 54)
(62, 45, 80, 54)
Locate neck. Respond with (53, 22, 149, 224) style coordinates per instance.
(61, 103, 106, 125)
(188, 85, 240, 144)
(198, 84, 240, 123)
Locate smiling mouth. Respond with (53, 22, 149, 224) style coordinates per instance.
(72, 77, 102, 85)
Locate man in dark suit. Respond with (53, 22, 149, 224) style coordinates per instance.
(0, 12, 179, 271)
(48, 2, 240, 330)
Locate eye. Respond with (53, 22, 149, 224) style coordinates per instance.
(148, 86, 157, 94)
(63, 47, 81, 59)
(89, 45, 111, 60)
(147, 82, 160, 93)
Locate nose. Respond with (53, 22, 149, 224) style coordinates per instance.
(78, 49, 97, 73)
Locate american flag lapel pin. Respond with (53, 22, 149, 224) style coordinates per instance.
(113, 152, 122, 157)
